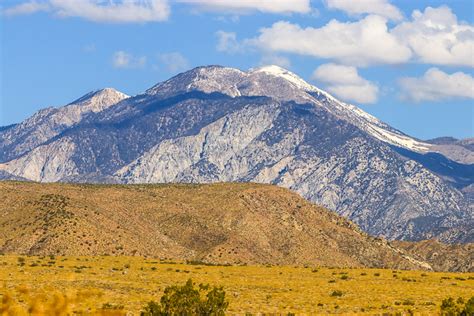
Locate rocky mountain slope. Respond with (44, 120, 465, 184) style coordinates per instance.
(0, 88, 129, 163)
(426, 137, 474, 164)
(0, 181, 438, 270)
(0, 65, 472, 243)
(392, 239, 473, 272)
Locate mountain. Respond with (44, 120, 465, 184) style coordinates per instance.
(0, 65, 472, 243)
(0, 88, 129, 163)
(0, 181, 437, 270)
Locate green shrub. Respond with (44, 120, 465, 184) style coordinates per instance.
(464, 297, 474, 315)
(140, 279, 228, 316)
(440, 296, 474, 316)
(330, 290, 343, 297)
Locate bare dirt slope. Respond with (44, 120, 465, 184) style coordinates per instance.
(0, 181, 462, 270)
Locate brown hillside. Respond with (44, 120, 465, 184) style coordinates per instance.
(0, 181, 433, 270)
(393, 240, 473, 272)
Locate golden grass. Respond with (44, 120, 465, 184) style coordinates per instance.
(0, 255, 473, 315)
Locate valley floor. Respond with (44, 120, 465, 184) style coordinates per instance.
(0, 255, 473, 315)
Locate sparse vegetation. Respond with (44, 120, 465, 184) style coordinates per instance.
(0, 255, 472, 314)
(2, 181, 471, 273)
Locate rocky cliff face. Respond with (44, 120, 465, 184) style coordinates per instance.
(1, 65, 472, 243)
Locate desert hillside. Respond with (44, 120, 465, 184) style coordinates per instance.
(0, 181, 465, 271)
(393, 240, 473, 272)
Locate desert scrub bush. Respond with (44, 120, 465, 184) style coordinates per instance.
(440, 296, 474, 316)
(99, 302, 126, 315)
(17, 257, 25, 266)
(402, 299, 415, 306)
(140, 279, 228, 316)
(330, 290, 343, 297)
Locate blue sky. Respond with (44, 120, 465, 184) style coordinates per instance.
(1, 0, 473, 140)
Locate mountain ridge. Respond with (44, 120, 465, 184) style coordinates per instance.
(0, 65, 472, 243)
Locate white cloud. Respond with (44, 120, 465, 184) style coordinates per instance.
(221, 5, 473, 68)
(112, 51, 146, 68)
(325, 0, 403, 21)
(399, 68, 474, 102)
(159, 52, 189, 73)
(176, 0, 311, 14)
(392, 6, 474, 67)
(215, 31, 245, 53)
(249, 16, 412, 67)
(2, 1, 50, 16)
(3, 0, 170, 23)
(312, 63, 379, 104)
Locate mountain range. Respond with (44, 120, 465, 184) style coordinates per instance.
(1, 65, 472, 243)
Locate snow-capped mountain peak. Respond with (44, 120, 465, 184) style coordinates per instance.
(250, 65, 320, 93)
(248, 65, 432, 152)
(144, 65, 432, 153)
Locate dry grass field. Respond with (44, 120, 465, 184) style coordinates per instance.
(1, 255, 473, 315)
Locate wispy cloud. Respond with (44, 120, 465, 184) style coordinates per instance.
(215, 31, 245, 54)
(325, 0, 403, 21)
(2, 1, 50, 16)
(3, 0, 311, 21)
(158, 52, 189, 73)
(112, 51, 147, 69)
(176, 0, 311, 14)
(399, 68, 474, 102)
(3, 0, 170, 23)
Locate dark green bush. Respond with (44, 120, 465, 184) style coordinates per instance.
(140, 279, 228, 316)
(440, 296, 474, 316)
(330, 290, 343, 297)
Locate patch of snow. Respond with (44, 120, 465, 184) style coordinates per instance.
(367, 124, 431, 152)
(251, 65, 319, 92)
